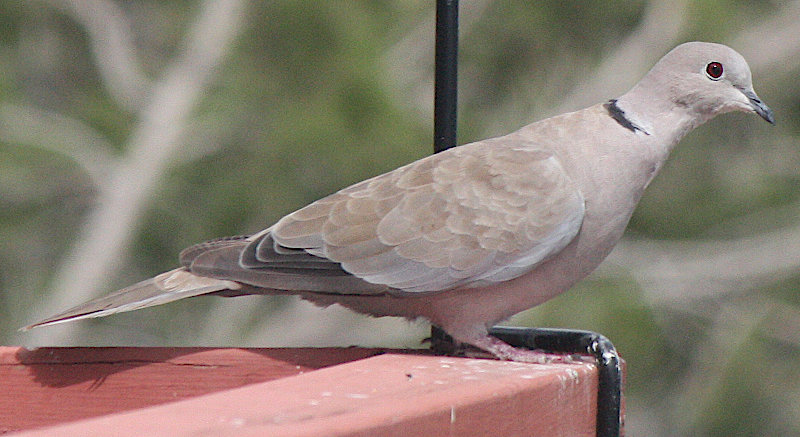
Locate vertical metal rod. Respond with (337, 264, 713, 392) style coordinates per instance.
(434, 0, 458, 153)
(430, 0, 459, 360)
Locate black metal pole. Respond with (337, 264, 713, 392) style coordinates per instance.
(434, 0, 458, 153)
(430, 0, 460, 374)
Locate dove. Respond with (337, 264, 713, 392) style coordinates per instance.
(24, 42, 774, 362)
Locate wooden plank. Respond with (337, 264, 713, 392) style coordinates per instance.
(0, 346, 385, 433)
(8, 352, 598, 437)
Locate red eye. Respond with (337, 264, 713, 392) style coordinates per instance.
(706, 62, 723, 79)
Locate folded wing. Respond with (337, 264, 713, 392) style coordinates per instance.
(211, 140, 585, 294)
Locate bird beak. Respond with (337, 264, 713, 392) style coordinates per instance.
(743, 89, 775, 124)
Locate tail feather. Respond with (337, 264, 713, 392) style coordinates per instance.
(21, 268, 241, 331)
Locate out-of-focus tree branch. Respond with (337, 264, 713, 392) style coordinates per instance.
(45, 0, 151, 111)
(604, 220, 800, 306)
(668, 298, 773, 435)
(22, 0, 248, 345)
(555, 0, 689, 113)
(0, 103, 113, 185)
(732, 0, 800, 75)
(382, 0, 492, 121)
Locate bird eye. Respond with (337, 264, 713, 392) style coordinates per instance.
(705, 62, 723, 80)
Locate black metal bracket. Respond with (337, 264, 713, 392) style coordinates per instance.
(489, 327, 623, 436)
(430, 326, 622, 436)
(431, 1, 622, 436)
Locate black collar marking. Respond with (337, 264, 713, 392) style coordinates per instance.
(604, 99, 649, 135)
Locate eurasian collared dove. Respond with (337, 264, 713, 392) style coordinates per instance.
(24, 42, 774, 362)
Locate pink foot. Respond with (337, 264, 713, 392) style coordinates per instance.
(468, 334, 580, 363)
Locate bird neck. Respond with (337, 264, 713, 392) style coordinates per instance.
(614, 82, 707, 151)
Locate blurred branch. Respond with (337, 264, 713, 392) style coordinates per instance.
(557, 0, 800, 114)
(732, 0, 800, 75)
(669, 298, 772, 435)
(24, 0, 248, 345)
(382, 0, 492, 121)
(555, 0, 689, 113)
(761, 299, 800, 349)
(45, 0, 151, 111)
(604, 221, 800, 306)
(0, 103, 113, 185)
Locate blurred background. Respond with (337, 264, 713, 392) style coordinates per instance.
(1, 0, 799, 435)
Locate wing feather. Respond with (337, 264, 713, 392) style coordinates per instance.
(263, 138, 584, 294)
(171, 138, 584, 296)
